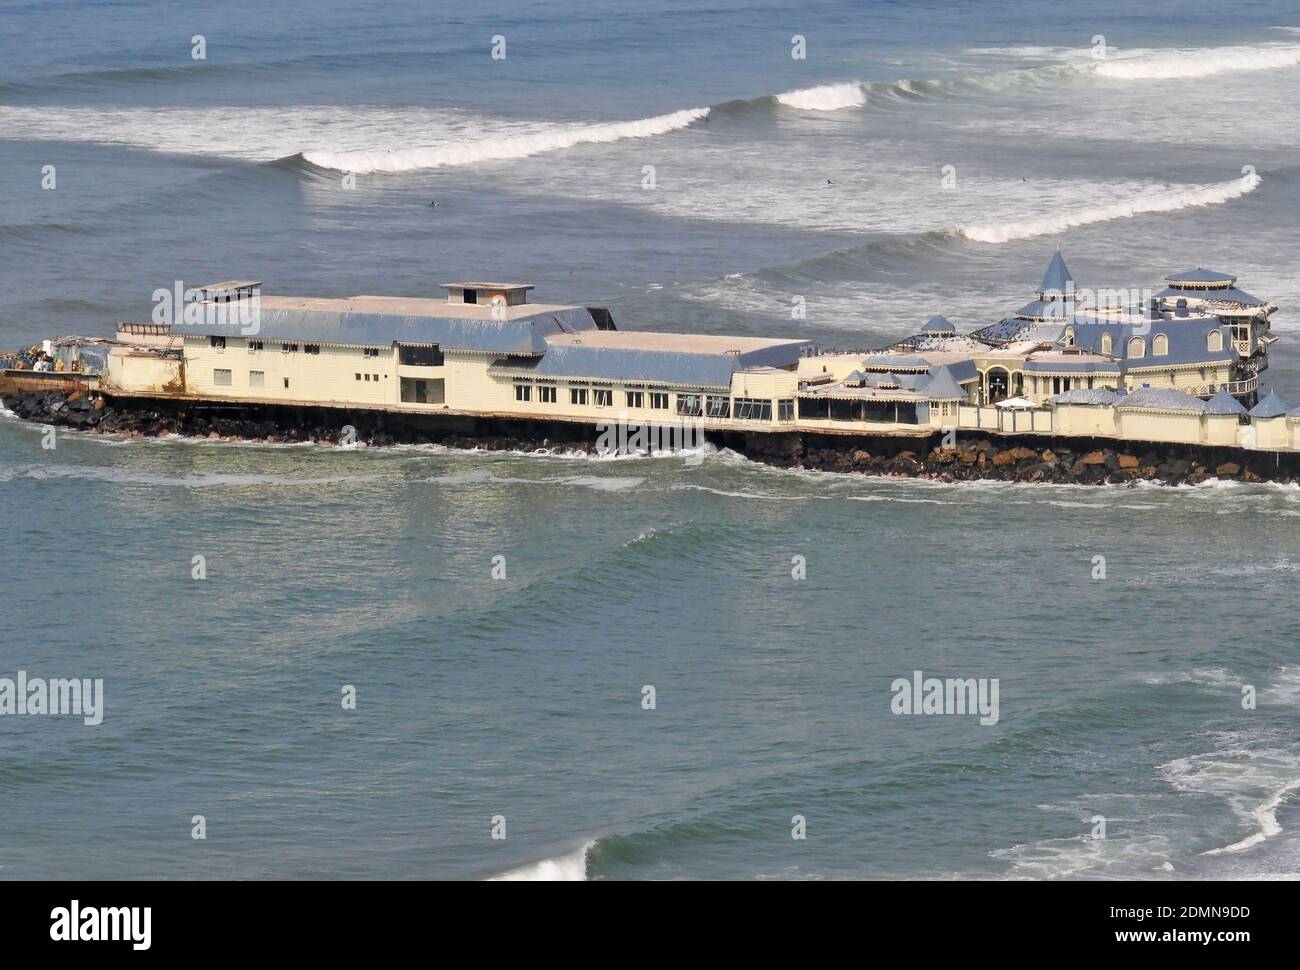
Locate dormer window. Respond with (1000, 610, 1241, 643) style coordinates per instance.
(1127, 336, 1145, 359)
(1063, 327, 1075, 347)
(1101, 333, 1112, 355)
(1152, 334, 1168, 356)
(1208, 330, 1223, 352)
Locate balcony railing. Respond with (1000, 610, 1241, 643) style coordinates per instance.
(1186, 375, 1258, 397)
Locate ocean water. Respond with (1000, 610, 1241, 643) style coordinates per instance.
(2, 0, 1300, 880)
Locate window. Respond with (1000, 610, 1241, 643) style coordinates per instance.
(1127, 336, 1145, 359)
(676, 394, 703, 416)
(364, 374, 371, 381)
(1063, 328, 1074, 347)
(538, 385, 556, 403)
(283, 378, 290, 388)
(282, 343, 299, 353)
(398, 345, 443, 366)
(734, 398, 772, 421)
(1208, 330, 1223, 352)
(209, 336, 226, 349)
(777, 399, 795, 422)
(515, 383, 531, 402)
(1153, 334, 1168, 356)
(570, 387, 588, 406)
(1100, 333, 1112, 355)
(304, 344, 320, 355)
(249, 370, 264, 388)
(213, 368, 232, 386)
(463, 288, 477, 305)
(363, 347, 381, 358)
(248, 340, 264, 352)
(625, 390, 644, 408)
(593, 388, 613, 407)
(649, 392, 669, 410)
(356, 373, 362, 381)
(705, 396, 730, 418)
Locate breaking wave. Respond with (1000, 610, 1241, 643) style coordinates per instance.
(489, 841, 595, 881)
(957, 170, 1262, 243)
(774, 82, 867, 111)
(301, 107, 710, 173)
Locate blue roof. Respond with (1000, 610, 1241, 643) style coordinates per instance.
(1066, 318, 1237, 368)
(1155, 286, 1264, 307)
(174, 304, 599, 354)
(1023, 358, 1121, 374)
(1165, 268, 1236, 285)
(1039, 252, 1074, 295)
(920, 365, 965, 399)
(861, 354, 929, 371)
(1249, 392, 1290, 418)
(1204, 389, 1247, 415)
(921, 315, 956, 334)
(496, 339, 808, 389)
(1017, 299, 1072, 320)
(1117, 387, 1207, 413)
(1049, 388, 1125, 406)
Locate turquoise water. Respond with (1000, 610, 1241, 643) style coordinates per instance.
(3, 0, 1300, 879)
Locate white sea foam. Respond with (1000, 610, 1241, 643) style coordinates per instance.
(1093, 44, 1300, 80)
(0, 103, 709, 172)
(304, 107, 710, 173)
(958, 171, 1261, 243)
(15, 465, 379, 488)
(774, 82, 866, 111)
(991, 832, 1172, 879)
(1162, 741, 1300, 857)
(490, 841, 594, 881)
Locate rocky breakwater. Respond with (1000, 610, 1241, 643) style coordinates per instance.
(751, 434, 1284, 486)
(0, 388, 586, 453)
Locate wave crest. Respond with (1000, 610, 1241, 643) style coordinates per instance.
(302, 107, 709, 174)
(957, 170, 1261, 244)
(774, 82, 866, 111)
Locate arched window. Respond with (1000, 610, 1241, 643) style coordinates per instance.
(1101, 333, 1113, 355)
(1207, 330, 1223, 352)
(1153, 334, 1168, 356)
(1127, 336, 1145, 359)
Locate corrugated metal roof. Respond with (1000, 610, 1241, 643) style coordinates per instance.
(494, 337, 808, 389)
(174, 305, 599, 353)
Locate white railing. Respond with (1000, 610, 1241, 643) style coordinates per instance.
(1185, 375, 1258, 397)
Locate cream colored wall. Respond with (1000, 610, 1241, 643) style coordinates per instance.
(730, 369, 798, 399)
(1123, 365, 1231, 393)
(1250, 415, 1290, 450)
(105, 351, 183, 393)
(1117, 410, 1203, 444)
(184, 337, 397, 405)
(1054, 404, 1119, 438)
(1202, 414, 1242, 447)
